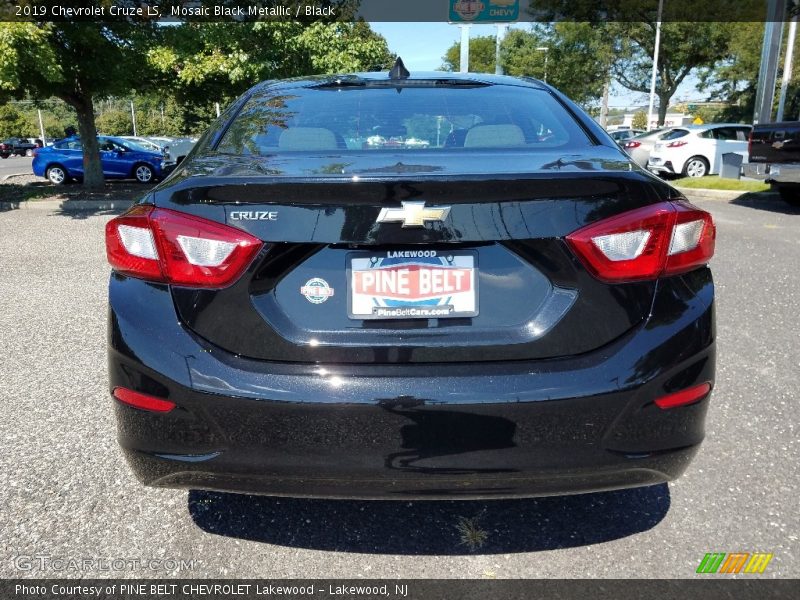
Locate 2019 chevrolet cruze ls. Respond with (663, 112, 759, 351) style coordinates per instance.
(106, 64, 716, 499)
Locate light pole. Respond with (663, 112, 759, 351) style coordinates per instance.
(495, 24, 507, 75)
(777, 14, 798, 122)
(536, 47, 549, 83)
(459, 24, 471, 73)
(37, 109, 46, 146)
(754, 0, 787, 124)
(647, 0, 664, 131)
(130, 100, 137, 137)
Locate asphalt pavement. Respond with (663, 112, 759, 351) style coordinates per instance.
(0, 156, 33, 180)
(0, 192, 797, 579)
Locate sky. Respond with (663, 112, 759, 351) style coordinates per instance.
(369, 22, 702, 111)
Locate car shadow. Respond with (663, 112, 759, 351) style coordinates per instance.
(0, 200, 21, 212)
(731, 191, 800, 215)
(51, 202, 132, 220)
(188, 484, 670, 555)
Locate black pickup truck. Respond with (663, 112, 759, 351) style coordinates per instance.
(0, 137, 39, 158)
(744, 122, 800, 206)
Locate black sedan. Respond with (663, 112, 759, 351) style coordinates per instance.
(105, 61, 716, 499)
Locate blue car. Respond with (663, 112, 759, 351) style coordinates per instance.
(33, 136, 167, 185)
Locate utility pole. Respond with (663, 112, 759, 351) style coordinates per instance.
(130, 100, 137, 136)
(646, 0, 664, 130)
(600, 79, 610, 129)
(777, 14, 798, 122)
(37, 109, 46, 145)
(215, 102, 221, 118)
(536, 47, 549, 83)
(495, 24, 507, 75)
(754, 0, 787, 124)
(459, 24, 471, 73)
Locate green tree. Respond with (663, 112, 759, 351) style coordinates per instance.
(297, 22, 395, 74)
(0, 22, 156, 188)
(524, 3, 742, 123)
(502, 24, 614, 106)
(147, 22, 393, 134)
(441, 35, 498, 73)
(610, 22, 734, 126)
(7, 99, 78, 140)
(631, 110, 647, 130)
(0, 103, 34, 138)
(134, 96, 185, 137)
(40, 112, 76, 139)
(96, 108, 133, 136)
(698, 22, 800, 122)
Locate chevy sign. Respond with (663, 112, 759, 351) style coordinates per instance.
(449, 0, 520, 22)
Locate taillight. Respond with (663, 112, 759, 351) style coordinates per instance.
(666, 140, 688, 148)
(113, 387, 176, 412)
(105, 205, 263, 288)
(566, 201, 715, 282)
(624, 141, 642, 149)
(654, 382, 712, 409)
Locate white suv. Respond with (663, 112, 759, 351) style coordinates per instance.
(647, 123, 752, 177)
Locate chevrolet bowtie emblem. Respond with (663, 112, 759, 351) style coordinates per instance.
(375, 201, 451, 228)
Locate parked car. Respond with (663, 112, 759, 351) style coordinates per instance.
(622, 128, 673, 167)
(146, 136, 197, 165)
(0, 137, 38, 158)
(32, 136, 166, 184)
(119, 136, 167, 154)
(609, 128, 644, 143)
(648, 123, 752, 178)
(105, 62, 716, 499)
(743, 121, 800, 206)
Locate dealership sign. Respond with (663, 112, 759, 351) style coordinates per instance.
(449, 0, 520, 22)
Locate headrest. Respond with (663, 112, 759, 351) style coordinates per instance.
(464, 124, 525, 148)
(278, 127, 338, 151)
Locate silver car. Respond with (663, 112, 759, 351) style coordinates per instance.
(621, 128, 673, 167)
(119, 136, 166, 154)
(146, 136, 198, 165)
(610, 128, 645, 143)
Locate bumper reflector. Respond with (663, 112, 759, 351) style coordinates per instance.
(654, 382, 712, 410)
(113, 387, 176, 413)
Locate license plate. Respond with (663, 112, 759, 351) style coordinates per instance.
(347, 249, 478, 319)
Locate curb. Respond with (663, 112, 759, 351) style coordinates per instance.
(0, 199, 133, 212)
(60, 199, 134, 211)
(1, 172, 31, 181)
(674, 187, 754, 201)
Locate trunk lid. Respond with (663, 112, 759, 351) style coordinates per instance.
(157, 151, 673, 364)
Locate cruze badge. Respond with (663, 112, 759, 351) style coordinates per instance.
(229, 210, 278, 221)
(375, 201, 451, 228)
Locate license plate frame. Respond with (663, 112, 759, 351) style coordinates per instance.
(347, 249, 479, 320)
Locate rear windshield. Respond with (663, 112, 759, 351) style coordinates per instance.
(661, 129, 689, 141)
(216, 83, 591, 155)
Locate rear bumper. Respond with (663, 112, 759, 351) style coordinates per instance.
(108, 269, 715, 499)
(647, 157, 678, 175)
(161, 161, 178, 176)
(743, 162, 800, 184)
